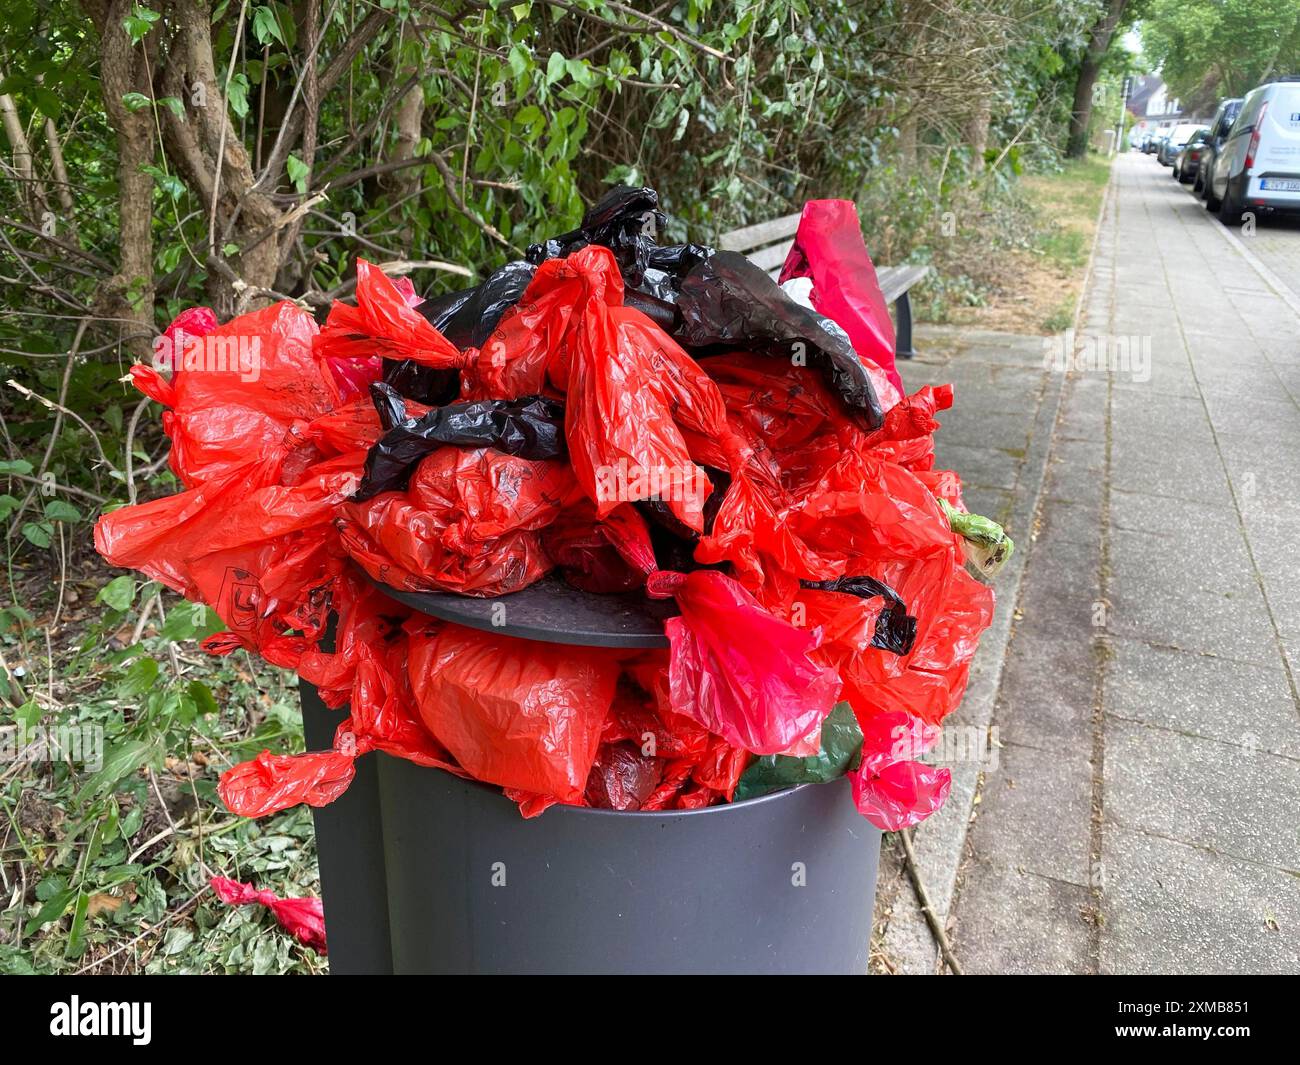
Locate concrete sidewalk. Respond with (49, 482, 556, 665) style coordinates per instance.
(876, 152, 1300, 975)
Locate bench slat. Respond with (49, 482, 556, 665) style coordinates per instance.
(717, 212, 803, 253)
(747, 240, 794, 273)
(877, 264, 930, 303)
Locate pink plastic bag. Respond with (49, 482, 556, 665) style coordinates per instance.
(780, 199, 903, 402)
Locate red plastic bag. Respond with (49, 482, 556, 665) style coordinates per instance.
(779, 199, 903, 402)
(467, 246, 732, 533)
(209, 876, 327, 953)
(848, 710, 951, 830)
(135, 301, 337, 489)
(647, 569, 841, 755)
(317, 259, 467, 371)
(407, 621, 621, 802)
(339, 446, 581, 596)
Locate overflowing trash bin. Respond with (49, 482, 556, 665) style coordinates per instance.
(95, 188, 1006, 973)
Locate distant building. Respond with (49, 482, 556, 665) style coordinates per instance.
(1126, 74, 1182, 142)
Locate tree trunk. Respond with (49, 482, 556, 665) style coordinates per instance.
(87, 0, 157, 357)
(1067, 0, 1129, 159)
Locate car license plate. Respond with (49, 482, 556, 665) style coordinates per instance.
(1260, 178, 1300, 191)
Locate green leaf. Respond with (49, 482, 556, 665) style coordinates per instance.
(115, 656, 160, 699)
(285, 152, 309, 194)
(21, 521, 52, 548)
(122, 6, 161, 45)
(120, 805, 144, 840)
(66, 891, 90, 958)
(121, 91, 152, 111)
(43, 499, 81, 523)
(31, 85, 61, 120)
(158, 95, 186, 119)
(97, 575, 136, 612)
(140, 164, 184, 200)
(77, 738, 155, 803)
(734, 702, 864, 802)
(0, 459, 34, 476)
(252, 5, 285, 46)
(227, 73, 250, 120)
(546, 51, 567, 86)
(24, 887, 75, 936)
(188, 679, 220, 718)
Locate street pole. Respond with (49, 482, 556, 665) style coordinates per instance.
(1113, 75, 1130, 154)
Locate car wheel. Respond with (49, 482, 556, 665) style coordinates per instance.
(1218, 183, 1244, 226)
(1204, 181, 1222, 211)
(1192, 173, 1203, 195)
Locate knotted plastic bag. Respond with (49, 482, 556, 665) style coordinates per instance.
(407, 621, 621, 802)
(210, 876, 327, 953)
(849, 710, 951, 830)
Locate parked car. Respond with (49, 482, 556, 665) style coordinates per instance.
(1143, 132, 1166, 155)
(1173, 129, 1210, 182)
(1206, 77, 1300, 225)
(1157, 123, 1204, 166)
(1194, 97, 1244, 199)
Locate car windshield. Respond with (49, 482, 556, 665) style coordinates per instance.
(1170, 124, 1201, 142)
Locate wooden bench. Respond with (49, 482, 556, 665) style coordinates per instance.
(718, 212, 929, 359)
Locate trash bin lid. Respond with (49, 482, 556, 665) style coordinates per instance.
(369, 571, 674, 649)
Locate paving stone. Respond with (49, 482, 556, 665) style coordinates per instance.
(991, 626, 1096, 751)
(1103, 717, 1300, 868)
(1108, 486, 1235, 534)
(1109, 439, 1233, 505)
(965, 740, 1094, 885)
(954, 862, 1094, 975)
(1100, 827, 1300, 975)
(1107, 569, 1280, 665)
(932, 441, 1021, 491)
(1108, 522, 1256, 595)
(1105, 635, 1300, 758)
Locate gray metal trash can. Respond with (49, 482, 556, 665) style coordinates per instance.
(302, 576, 881, 974)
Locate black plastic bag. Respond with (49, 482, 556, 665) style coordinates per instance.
(353, 382, 566, 500)
(527, 185, 711, 331)
(675, 251, 884, 430)
(385, 261, 537, 404)
(802, 575, 917, 655)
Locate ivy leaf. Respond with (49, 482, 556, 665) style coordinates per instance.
(227, 73, 250, 120)
(97, 575, 136, 612)
(122, 6, 161, 45)
(43, 499, 82, 523)
(286, 153, 309, 194)
(252, 6, 285, 46)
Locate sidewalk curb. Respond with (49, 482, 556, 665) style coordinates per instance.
(879, 160, 1118, 974)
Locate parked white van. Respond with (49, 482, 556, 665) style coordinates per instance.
(1206, 77, 1300, 225)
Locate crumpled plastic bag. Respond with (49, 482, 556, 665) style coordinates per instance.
(733, 700, 863, 801)
(354, 382, 565, 500)
(209, 876, 327, 953)
(779, 198, 903, 402)
(340, 446, 582, 596)
(407, 621, 621, 802)
(848, 710, 951, 830)
(647, 568, 842, 755)
(675, 250, 884, 431)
